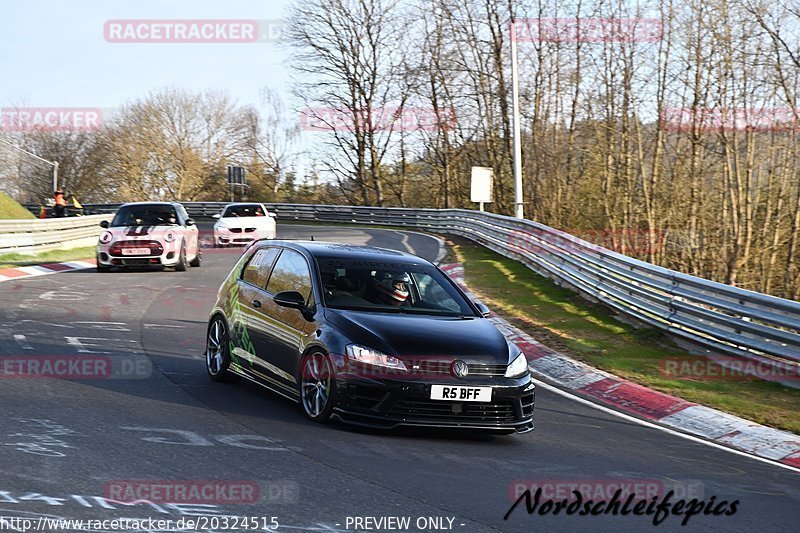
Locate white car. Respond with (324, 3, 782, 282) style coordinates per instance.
(96, 202, 201, 272)
(211, 203, 276, 247)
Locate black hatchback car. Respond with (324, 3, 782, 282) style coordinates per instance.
(205, 241, 535, 433)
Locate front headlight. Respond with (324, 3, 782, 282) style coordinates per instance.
(345, 344, 407, 371)
(99, 231, 113, 244)
(505, 346, 529, 378)
(164, 230, 177, 243)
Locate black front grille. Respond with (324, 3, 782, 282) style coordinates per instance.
(245, 227, 256, 232)
(122, 258, 153, 266)
(230, 228, 243, 233)
(468, 364, 507, 377)
(405, 360, 507, 378)
(389, 399, 519, 423)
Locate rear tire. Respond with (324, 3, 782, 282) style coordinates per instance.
(205, 316, 240, 383)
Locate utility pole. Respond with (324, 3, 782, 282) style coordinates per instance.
(510, 17, 524, 219)
(0, 138, 60, 191)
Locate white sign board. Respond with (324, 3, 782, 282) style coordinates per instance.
(471, 167, 493, 204)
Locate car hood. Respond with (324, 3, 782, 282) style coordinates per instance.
(108, 226, 178, 240)
(324, 309, 511, 364)
(216, 217, 271, 228)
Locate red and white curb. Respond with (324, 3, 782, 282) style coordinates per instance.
(441, 263, 800, 469)
(0, 259, 96, 282)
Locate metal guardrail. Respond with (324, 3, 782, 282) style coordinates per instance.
(0, 214, 111, 254)
(28, 201, 800, 383)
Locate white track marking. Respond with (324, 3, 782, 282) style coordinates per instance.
(143, 324, 186, 329)
(18, 320, 73, 329)
(12, 335, 32, 350)
(531, 376, 800, 474)
(395, 231, 415, 254)
(72, 321, 129, 331)
(38, 290, 88, 301)
(64, 337, 101, 353)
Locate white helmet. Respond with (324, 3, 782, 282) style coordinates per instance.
(373, 271, 410, 303)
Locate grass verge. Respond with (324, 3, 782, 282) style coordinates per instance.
(452, 238, 800, 434)
(0, 192, 36, 220)
(0, 246, 95, 269)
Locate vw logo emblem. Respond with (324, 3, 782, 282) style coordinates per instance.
(452, 360, 469, 378)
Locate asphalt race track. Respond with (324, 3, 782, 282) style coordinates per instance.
(0, 224, 798, 533)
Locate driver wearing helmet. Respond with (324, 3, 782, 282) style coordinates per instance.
(369, 270, 411, 307)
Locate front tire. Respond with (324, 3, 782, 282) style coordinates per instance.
(175, 244, 188, 271)
(189, 249, 201, 267)
(205, 316, 240, 383)
(300, 352, 336, 423)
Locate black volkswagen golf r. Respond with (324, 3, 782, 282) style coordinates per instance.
(205, 240, 535, 433)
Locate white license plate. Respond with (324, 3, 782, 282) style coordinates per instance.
(121, 248, 151, 256)
(430, 385, 492, 402)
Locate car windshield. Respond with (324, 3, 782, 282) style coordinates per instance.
(222, 205, 265, 218)
(110, 205, 179, 227)
(316, 258, 476, 317)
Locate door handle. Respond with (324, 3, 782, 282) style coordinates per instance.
(252, 299, 262, 308)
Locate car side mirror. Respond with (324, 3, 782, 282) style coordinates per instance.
(274, 291, 306, 309)
(185, 218, 196, 227)
(212, 214, 221, 220)
(475, 301, 491, 317)
(100, 220, 109, 229)
(274, 291, 314, 320)
(268, 212, 277, 218)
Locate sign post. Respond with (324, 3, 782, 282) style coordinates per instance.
(227, 165, 246, 202)
(470, 167, 493, 211)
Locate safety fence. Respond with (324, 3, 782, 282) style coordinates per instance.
(0, 214, 112, 254)
(24, 202, 800, 383)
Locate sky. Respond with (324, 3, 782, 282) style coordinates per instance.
(1, 0, 297, 137)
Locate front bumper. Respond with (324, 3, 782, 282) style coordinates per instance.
(214, 229, 273, 246)
(332, 373, 535, 433)
(97, 247, 181, 268)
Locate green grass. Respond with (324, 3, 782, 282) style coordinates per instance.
(453, 239, 800, 434)
(0, 246, 95, 269)
(0, 192, 35, 220)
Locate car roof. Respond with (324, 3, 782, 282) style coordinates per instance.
(119, 201, 180, 207)
(258, 240, 431, 266)
(223, 202, 263, 206)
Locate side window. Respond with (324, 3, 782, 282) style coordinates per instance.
(266, 250, 313, 301)
(414, 273, 461, 312)
(242, 248, 279, 288)
(174, 204, 186, 224)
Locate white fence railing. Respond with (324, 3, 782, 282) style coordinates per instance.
(32, 202, 800, 384)
(0, 214, 111, 254)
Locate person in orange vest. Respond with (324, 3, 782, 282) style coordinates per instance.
(54, 188, 67, 217)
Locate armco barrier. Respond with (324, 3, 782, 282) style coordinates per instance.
(0, 214, 111, 254)
(33, 202, 800, 383)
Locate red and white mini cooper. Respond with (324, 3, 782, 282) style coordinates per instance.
(96, 202, 201, 272)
